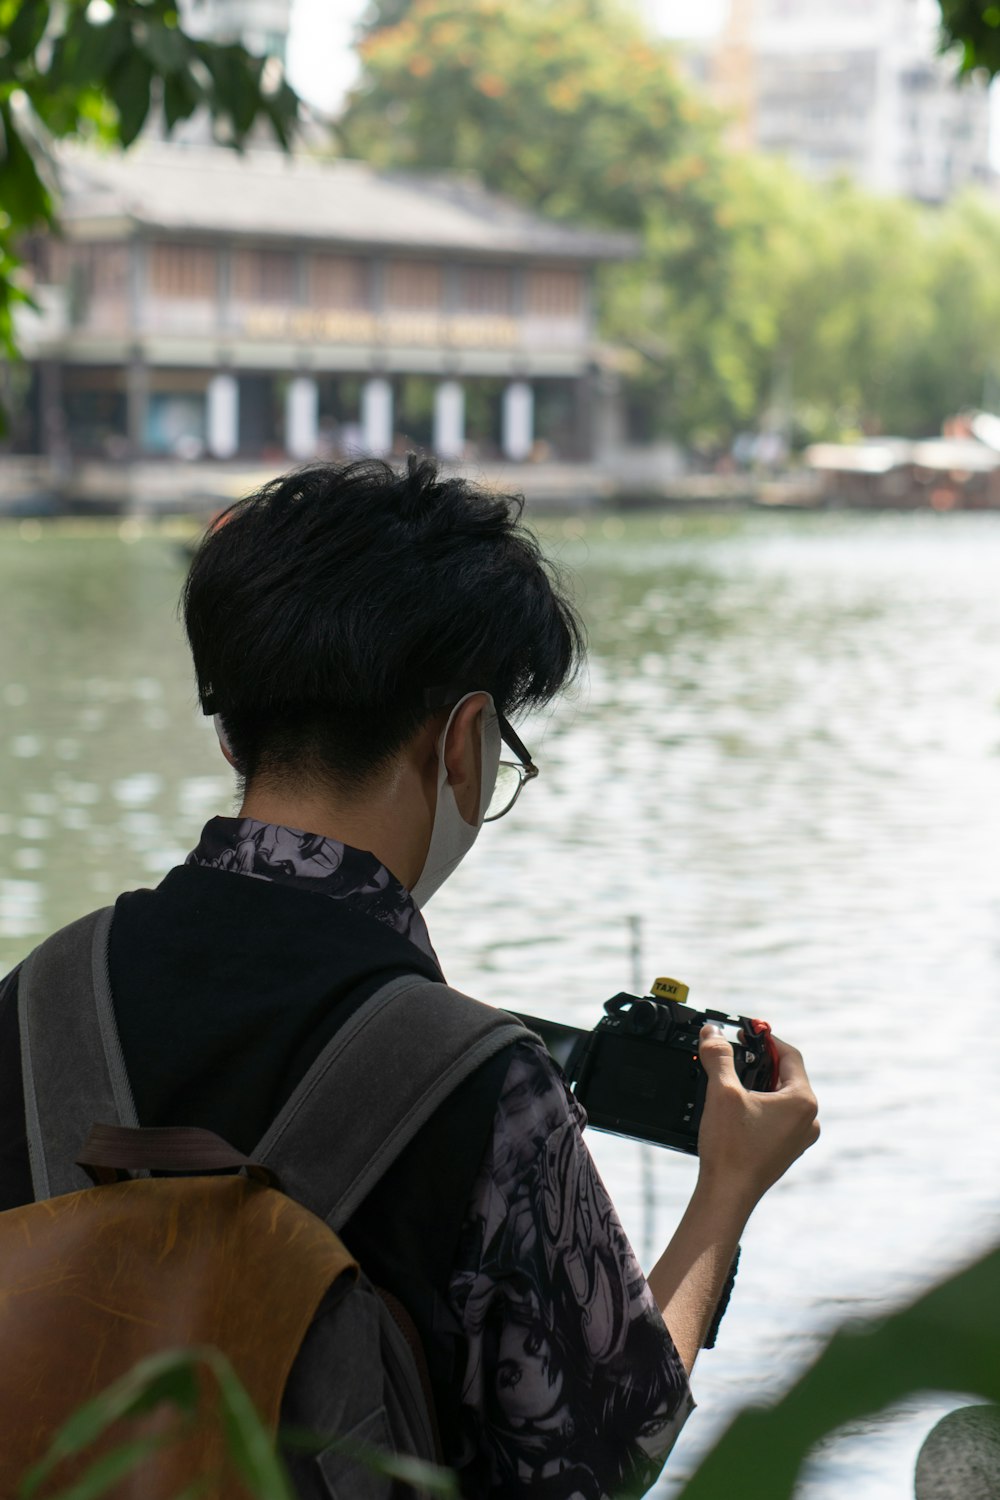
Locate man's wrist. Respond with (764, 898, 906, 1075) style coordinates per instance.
(689, 1167, 759, 1233)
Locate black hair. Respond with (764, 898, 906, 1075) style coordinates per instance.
(182, 456, 585, 792)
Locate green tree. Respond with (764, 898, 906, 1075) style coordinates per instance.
(906, 191, 1000, 423)
(338, 0, 743, 442)
(752, 176, 1000, 441)
(0, 0, 299, 390)
(750, 173, 932, 440)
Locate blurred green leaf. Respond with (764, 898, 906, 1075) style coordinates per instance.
(24, 1436, 176, 1500)
(204, 1349, 295, 1500)
(259, 80, 298, 152)
(939, 0, 1000, 74)
(138, 20, 188, 76)
(163, 68, 201, 129)
(14, 1344, 458, 1500)
(281, 1426, 460, 1497)
(676, 1245, 1000, 1500)
(199, 42, 262, 140)
(106, 48, 154, 147)
(51, 12, 130, 91)
(5, 0, 51, 64)
(0, 99, 52, 226)
(19, 1351, 201, 1497)
(17, 1346, 298, 1500)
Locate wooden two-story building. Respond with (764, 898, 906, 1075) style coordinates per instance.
(14, 143, 633, 479)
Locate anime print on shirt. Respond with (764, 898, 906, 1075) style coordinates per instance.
(186, 815, 695, 1496)
(449, 1040, 694, 1499)
(186, 815, 437, 960)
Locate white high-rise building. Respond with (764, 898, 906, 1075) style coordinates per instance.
(713, 0, 992, 202)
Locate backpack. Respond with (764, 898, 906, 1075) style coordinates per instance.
(0, 906, 525, 1498)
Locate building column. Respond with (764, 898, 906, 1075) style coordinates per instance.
(39, 360, 69, 475)
(126, 357, 149, 459)
(433, 379, 465, 461)
(207, 372, 239, 459)
(286, 374, 319, 461)
(590, 364, 626, 464)
(502, 380, 534, 462)
(361, 376, 393, 457)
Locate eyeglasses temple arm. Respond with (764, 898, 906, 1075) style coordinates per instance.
(423, 689, 538, 775)
(497, 711, 538, 776)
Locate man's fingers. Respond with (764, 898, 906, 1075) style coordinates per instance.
(770, 1034, 811, 1092)
(699, 1024, 739, 1084)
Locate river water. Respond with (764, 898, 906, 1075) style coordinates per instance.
(2, 510, 999, 1496)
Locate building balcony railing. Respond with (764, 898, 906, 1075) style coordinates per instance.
(22, 292, 591, 353)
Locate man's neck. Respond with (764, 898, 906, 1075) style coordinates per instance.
(237, 778, 430, 894)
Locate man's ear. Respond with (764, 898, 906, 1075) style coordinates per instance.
(443, 692, 489, 788)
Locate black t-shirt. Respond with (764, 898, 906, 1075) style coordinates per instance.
(0, 863, 513, 1451)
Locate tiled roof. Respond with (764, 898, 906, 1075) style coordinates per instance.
(58, 143, 636, 262)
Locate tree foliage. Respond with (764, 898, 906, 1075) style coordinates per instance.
(0, 0, 299, 379)
(340, 0, 1000, 446)
(682, 161, 1000, 444)
(340, 0, 726, 233)
(939, 0, 1000, 75)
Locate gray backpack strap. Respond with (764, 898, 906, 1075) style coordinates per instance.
(255, 973, 527, 1232)
(17, 907, 139, 1200)
(0, 963, 21, 1016)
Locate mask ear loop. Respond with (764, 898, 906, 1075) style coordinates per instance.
(214, 713, 233, 757)
(433, 692, 500, 829)
(410, 692, 499, 907)
(478, 699, 502, 823)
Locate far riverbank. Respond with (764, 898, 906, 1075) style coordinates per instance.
(4, 439, 1000, 516)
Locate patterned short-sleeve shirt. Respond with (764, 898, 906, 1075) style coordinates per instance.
(187, 818, 695, 1496)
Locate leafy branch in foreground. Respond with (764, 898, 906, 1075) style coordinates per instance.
(17, 1247, 1000, 1500)
(676, 1244, 1000, 1500)
(938, 0, 1000, 76)
(0, 0, 300, 412)
(18, 1346, 295, 1500)
(19, 1345, 457, 1500)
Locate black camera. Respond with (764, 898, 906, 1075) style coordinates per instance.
(514, 976, 778, 1155)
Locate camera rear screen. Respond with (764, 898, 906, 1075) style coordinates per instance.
(513, 1013, 586, 1074)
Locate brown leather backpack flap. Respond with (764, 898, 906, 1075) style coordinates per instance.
(0, 1175, 358, 1497)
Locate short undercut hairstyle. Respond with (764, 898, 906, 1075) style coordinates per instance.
(182, 457, 585, 792)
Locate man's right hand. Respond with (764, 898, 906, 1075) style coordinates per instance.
(695, 1026, 820, 1212)
(646, 1027, 819, 1372)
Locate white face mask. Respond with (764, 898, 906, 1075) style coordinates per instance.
(410, 692, 501, 908)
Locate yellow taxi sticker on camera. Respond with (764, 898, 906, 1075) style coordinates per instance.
(651, 977, 690, 1005)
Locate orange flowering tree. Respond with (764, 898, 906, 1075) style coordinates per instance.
(342, 0, 719, 232)
(338, 0, 751, 441)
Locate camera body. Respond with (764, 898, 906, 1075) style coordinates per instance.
(514, 977, 778, 1155)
